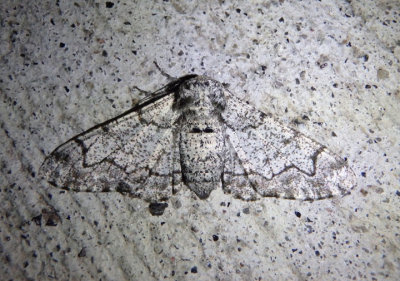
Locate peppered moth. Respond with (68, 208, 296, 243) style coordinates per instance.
(40, 75, 355, 209)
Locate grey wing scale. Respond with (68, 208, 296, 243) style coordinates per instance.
(221, 89, 356, 200)
(223, 138, 259, 201)
(40, 86, 182, 202)
(41, 74, 355, 208)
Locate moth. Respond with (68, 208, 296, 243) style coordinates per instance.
(40, 75, 355, 215)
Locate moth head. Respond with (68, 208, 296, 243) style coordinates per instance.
(175, 76, 226, 111)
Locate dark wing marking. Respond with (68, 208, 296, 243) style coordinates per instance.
(221, 89, 355, 200)
(40, 75, 197, 202)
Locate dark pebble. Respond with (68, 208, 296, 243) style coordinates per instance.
(148, 202, 168, 216)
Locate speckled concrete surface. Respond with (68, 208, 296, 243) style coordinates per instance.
(0, 0, 399, 280)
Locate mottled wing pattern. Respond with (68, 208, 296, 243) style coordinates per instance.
(221, 89, 355, 200)
(41, 74, 355, 209)
(40, 85, 182, 202)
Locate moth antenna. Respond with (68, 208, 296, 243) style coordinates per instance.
(153, 61, 176, 81)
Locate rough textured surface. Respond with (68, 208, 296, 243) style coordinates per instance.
(1, 0, 399, 280)
(41, 75, 355, 207)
